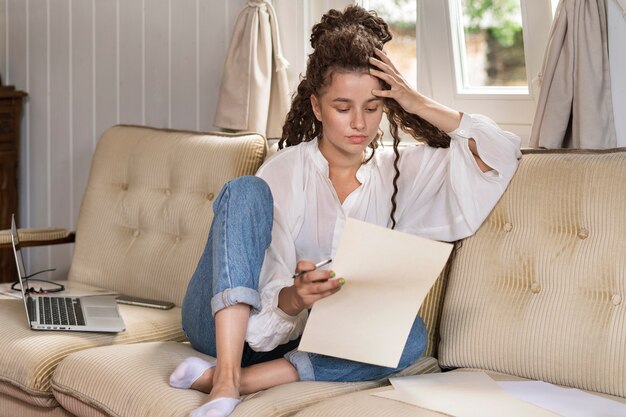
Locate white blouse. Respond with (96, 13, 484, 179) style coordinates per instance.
(247, 113, 522, 351)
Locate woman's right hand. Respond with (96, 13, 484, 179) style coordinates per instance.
(278, 260, 344, 316)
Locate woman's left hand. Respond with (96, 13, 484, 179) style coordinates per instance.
(369, 48, 422, 115)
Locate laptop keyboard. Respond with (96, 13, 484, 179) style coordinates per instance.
(38, 296, 86, 326)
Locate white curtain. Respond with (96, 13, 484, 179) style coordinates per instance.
(214, 0, 290, 139)
(530, 0, 617, 149)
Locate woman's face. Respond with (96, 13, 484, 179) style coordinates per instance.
(311, 71, 384, 161)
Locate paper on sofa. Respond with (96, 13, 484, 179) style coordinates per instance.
(374, 372, 560, 417)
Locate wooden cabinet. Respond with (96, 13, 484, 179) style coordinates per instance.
(0, 86, 27, 283)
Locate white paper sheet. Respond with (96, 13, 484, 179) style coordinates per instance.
(373, 372, 560, 417)
(298, 218, 453, 368)
(497, 381, 626, 417)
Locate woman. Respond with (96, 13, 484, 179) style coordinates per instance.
(172, 5, 521, 417)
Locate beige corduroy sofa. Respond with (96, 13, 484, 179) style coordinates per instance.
(1, 125, 625, 417)
(0, 125, 269, 416)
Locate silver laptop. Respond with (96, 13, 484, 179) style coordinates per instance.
(10, 215, 125, 333)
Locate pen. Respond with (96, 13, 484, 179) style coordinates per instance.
(292, 258, 333, 279)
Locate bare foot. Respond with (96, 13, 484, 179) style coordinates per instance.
(190, 366, 216, 394)
(209, 367, 240, 401)
(208, 384, 240, 402)
(207, 365, 241, 402)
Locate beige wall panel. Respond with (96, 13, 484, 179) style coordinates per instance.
(0, 0, 6, 82)
(119, 0, 144, 126)
(27, 0, 51, 276)
(608, 0, 626, 147)
(49, 0, 72, 278)
(7, 0, 29, 272)
(94, 0, 117, 140)
(170, 0, 196, 130)
(5, 0, 276, 275)
(71, 0, 95, 224)
(144, 0, 169, 129)
(7, 0, 27, 226)
(199, 0, 226, 131)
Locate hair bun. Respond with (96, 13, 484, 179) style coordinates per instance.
(310, 5, 392, 50)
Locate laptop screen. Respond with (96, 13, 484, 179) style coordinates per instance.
(10, 215, 33, 326)
(10, 217, 28, 283)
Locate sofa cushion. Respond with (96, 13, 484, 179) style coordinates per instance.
(290, 369, 626, 417)
(418, 263, 451, 358)
(68, 126, 267, 307)
(0, 299, 185, 408)
(51, 341, 440, 417)
(0, 392, 74, 417)
(438, 148, 626, 398)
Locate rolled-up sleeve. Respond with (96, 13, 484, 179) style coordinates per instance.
(395, 113, 521, 241)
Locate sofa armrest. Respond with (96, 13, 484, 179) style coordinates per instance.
(0, 228, 75, 249)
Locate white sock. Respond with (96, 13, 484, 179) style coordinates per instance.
(189, 398, 241, 417)
(169, 357, 216, 389)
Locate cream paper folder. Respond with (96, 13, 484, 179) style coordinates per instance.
(298, 217, 453, 368)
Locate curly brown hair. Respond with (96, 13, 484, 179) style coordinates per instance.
(280, 5, 451, 229)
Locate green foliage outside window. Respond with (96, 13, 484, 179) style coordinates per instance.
(369, 0, 527, 86)
(373, 0, 522, 48)
(463, 0, 522, 47)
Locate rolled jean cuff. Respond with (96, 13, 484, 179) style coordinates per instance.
(284, 350, 315, 382)
(210, 287, 261, 316)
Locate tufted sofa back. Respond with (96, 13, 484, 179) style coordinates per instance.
(67, 125, 267, 306)
(438, 148, 626, 398)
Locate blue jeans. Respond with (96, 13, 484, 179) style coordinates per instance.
(181, 176, 427, 382)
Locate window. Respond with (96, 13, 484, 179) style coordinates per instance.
(362, 0, 555, 145)
(366, 0, 418, 90)
(450, 0, 528, 93)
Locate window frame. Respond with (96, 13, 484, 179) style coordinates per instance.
(277, 0, 555, 146)
(359, 0, 554, 145)
(419, 0, 554, 144)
